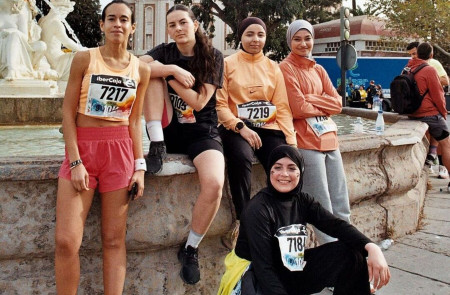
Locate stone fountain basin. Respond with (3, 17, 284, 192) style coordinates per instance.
(0, 106, 429, 294)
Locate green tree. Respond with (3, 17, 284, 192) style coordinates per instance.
(36, 0, 102, 48)
(370, 0, 449, 64)
(175, 0, 341, 61)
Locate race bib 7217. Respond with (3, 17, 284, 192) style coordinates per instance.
(85, 74, 137, 119)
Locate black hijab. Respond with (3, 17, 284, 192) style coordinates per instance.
(265, 145, 305, 198)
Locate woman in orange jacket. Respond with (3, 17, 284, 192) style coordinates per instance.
(216, 17, 295, 248)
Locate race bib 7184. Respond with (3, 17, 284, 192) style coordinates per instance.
(275, 224, 308, 271)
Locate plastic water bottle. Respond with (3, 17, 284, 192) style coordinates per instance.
(353, 117, 364, 133)
(379, 239, 393, 251)
(375, 109, 384, 135)
(372, 95, 381, 112)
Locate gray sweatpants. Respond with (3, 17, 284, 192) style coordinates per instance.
(298, 148, 351, 245)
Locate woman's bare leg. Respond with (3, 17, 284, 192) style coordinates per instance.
(100, 187, 129, 295)
(55, 178, 95, 295)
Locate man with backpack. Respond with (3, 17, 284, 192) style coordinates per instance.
(406, 41, 450, 178)
(407, 43, 450, 189)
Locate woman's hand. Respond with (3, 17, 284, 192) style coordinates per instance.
(239, 126, 262, 150)
(70, 164, 89, 192)
(172, 66, 195, 89)
(129, 170, 145, 200)
(365, 242, 391, 291)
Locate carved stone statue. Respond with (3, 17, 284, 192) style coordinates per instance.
(38, 0, 87, 80)
(0, 0, 48, 80)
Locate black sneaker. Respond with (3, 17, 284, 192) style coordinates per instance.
(145, 141, 166, 174)
(177, 243, 200, 285)
(425, 154, 438, 166)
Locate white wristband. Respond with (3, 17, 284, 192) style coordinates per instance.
(134, 158, 147, 171)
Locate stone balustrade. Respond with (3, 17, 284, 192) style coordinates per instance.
(0, 113, 429, 294)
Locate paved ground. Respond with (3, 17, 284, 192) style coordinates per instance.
(318, 173, 450, 295)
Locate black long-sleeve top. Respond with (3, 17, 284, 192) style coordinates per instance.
(234, 188, 372, 295)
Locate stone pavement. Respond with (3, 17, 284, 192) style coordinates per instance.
(318, 173, 450, 295)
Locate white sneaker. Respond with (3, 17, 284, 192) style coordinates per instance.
(438, 166, 449, 179)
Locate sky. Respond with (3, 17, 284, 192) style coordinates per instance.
(99, 0, 367, 10)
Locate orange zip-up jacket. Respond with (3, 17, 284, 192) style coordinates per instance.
(280, 53, 342, 151)
(216, 50, 296, 145)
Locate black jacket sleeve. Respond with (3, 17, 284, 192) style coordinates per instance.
(302, 193, 372, 255)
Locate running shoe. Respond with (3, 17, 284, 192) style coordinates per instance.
(425, 154, 438, 166)
(438, 165, 449, 179)
(145, 141, 166, 174)
(178, 243, 200, 285)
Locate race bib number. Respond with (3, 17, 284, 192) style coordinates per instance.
(305, 116, 337, 137)
(275, 224, 307, 271)
(169, 93, 196, 124)
(237, 100, 276, 128)
(85, 74, 137, 119)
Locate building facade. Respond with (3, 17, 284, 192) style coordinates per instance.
(312, 15, 409, 57)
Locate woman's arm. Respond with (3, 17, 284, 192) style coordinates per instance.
(167, 80, 217, 112)
(280, 62, 342, 119)
(271, 67, 296, 145)
(127, 61, 151, 199)
(139, 55, 195, 88)
(215, 61, 240, 130)
(61, 51, 90, 191)
(365, 243, 391, 290)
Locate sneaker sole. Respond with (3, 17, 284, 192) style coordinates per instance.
(179, 269, 199, 285)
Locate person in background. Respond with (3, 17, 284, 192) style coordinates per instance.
(407, 41, 450, 177)
(359, 85, 368, 102)
(216, 16, 296, 249)
(54, 1, 150, 293)
(366, 80, 377, 108)
(139, 4, 225, 285)
(218, 145, 390, 295)
(376, 84, 384, 99)
(279, 20, 351, 245)
(407, 42, 450, 187)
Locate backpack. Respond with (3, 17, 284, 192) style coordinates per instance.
(390, 63, 429, 114)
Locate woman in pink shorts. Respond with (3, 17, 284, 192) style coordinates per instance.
(54, 1, 150, 294)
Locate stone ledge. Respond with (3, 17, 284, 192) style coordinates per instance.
(0, 96, 63, 125)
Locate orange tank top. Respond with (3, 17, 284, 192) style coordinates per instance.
(78, 47, 140, 122)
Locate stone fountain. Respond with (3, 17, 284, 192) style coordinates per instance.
(0, 0, 85, 123)
(0, 1, 433, 293)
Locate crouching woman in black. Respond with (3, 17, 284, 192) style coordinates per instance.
(218, 145, 390, 295)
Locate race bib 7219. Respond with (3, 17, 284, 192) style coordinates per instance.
(237, 100, 276, 128)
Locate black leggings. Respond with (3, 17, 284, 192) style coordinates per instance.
(220, 126, 286, 219)
(243, 241, 371, 295)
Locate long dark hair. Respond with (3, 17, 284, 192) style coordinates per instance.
(167, 4, 216, 88)
(102, 0, 135, 24)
